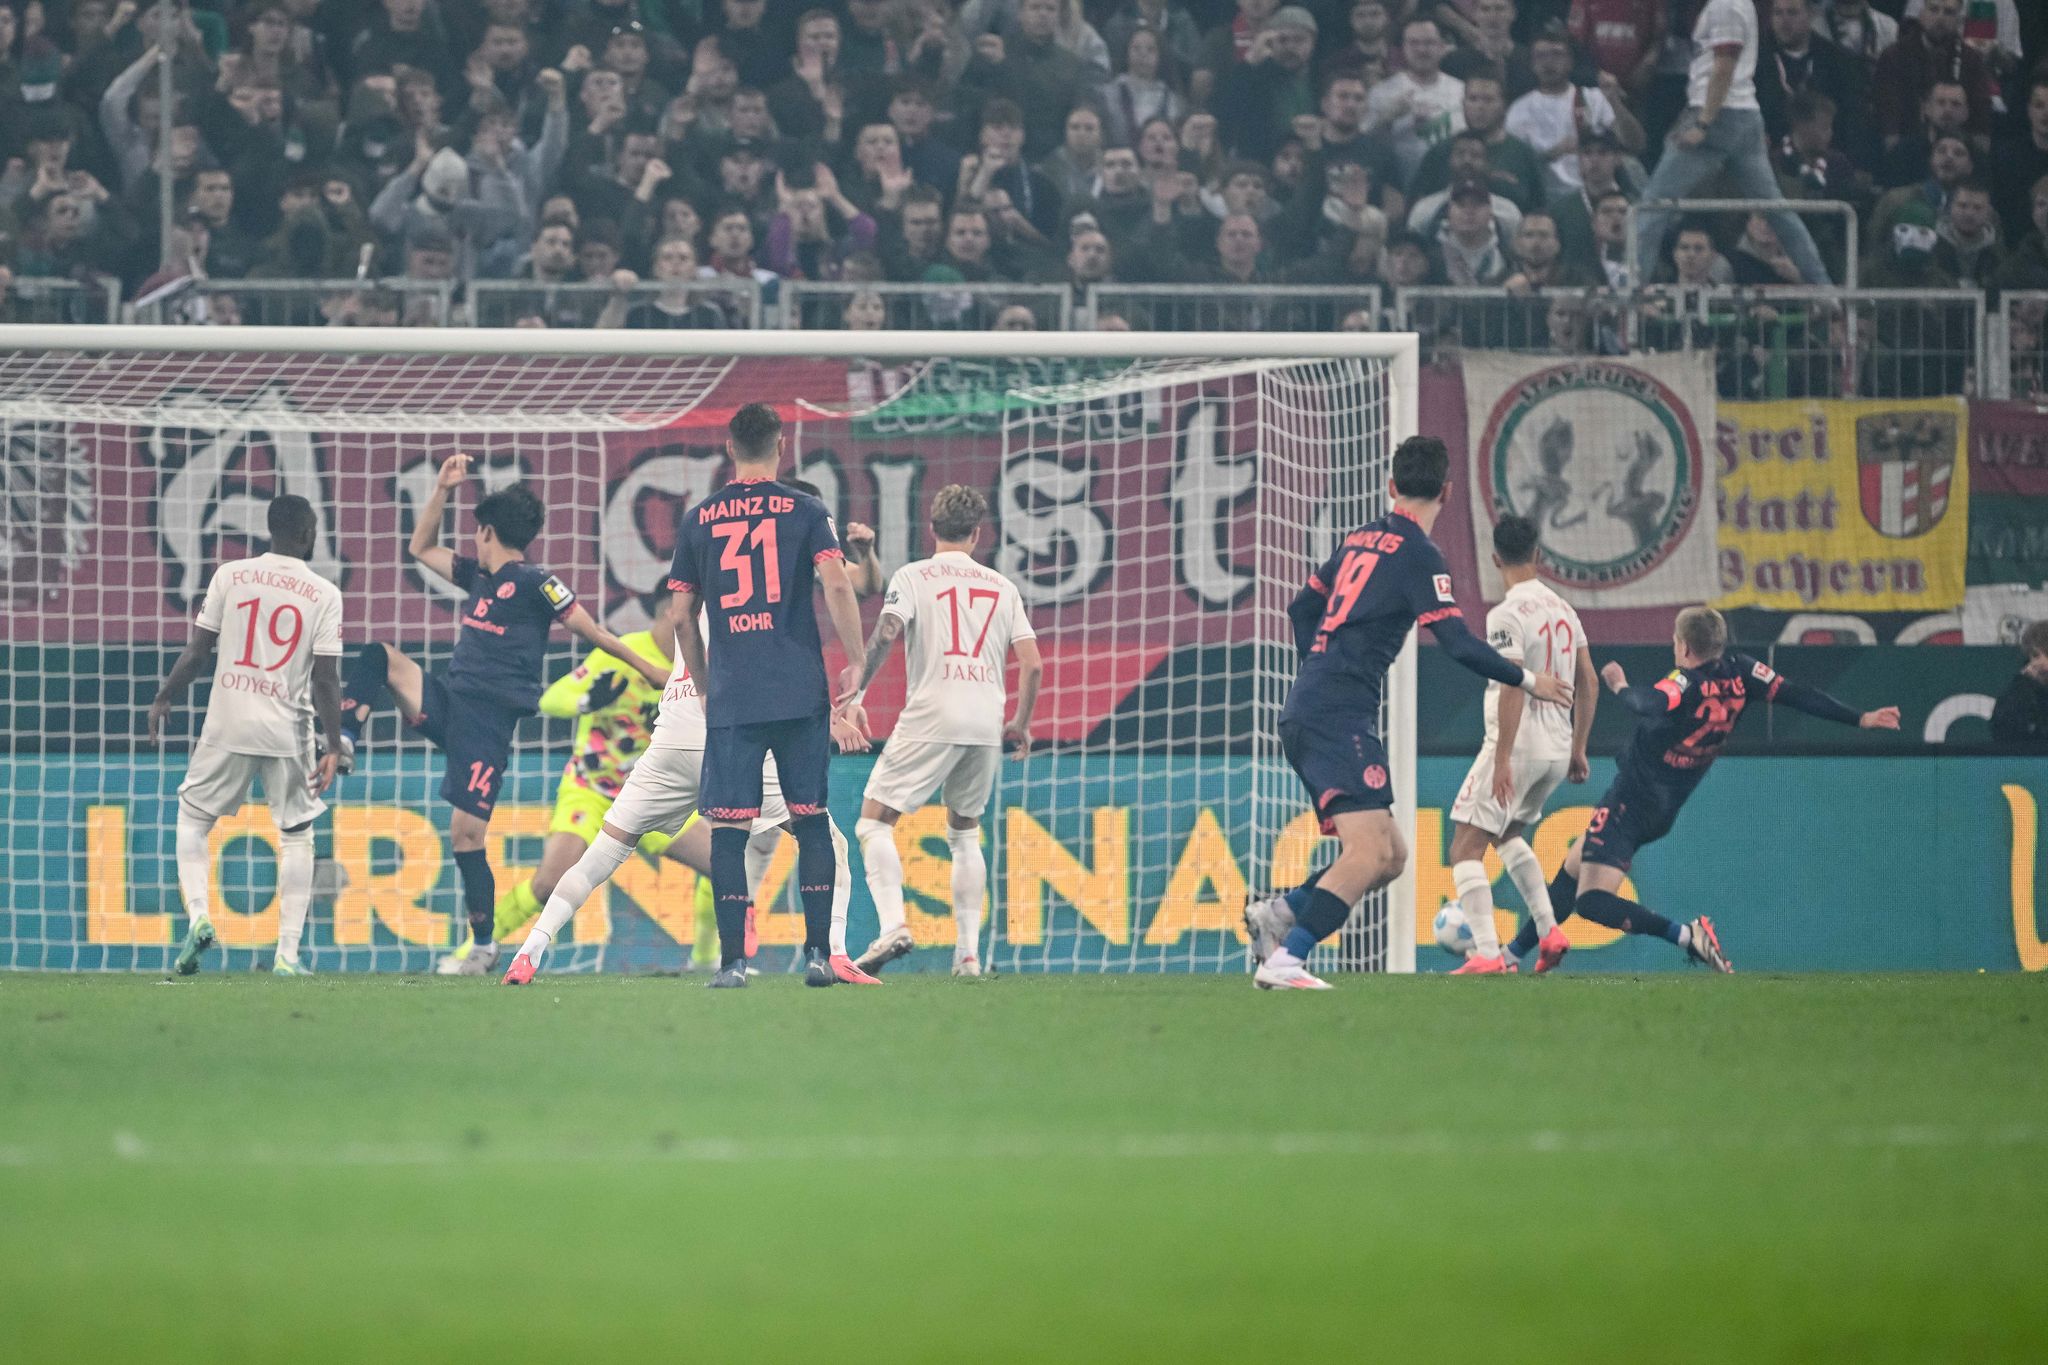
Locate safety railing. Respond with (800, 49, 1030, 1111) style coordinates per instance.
(1993, 291, 2048, 403)
(129, 278, 456, 327)
(780, 280, 1071, 333)
(1085, 284, 1382, 334)
(468, 278, 763, 330)
(1627, 198, 1859, 289)
(0, 275, 122, 325)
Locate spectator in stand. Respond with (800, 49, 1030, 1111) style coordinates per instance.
(712, 141, 777, 223)
(351, 0, 458, 96)
(1548, 129, 1639, 267)
(958, 0, 1112, 82)
(1194, 0, 1279, 110)
(1414, 70, 1545, 209)
(1864, 195, 1952, 288)
(1878, 79, 1973, 189)
(888, 79, 963, 192)
(769, 9, 848, 148)
(958, 98, 1063, 247)
(1934, 177, 2003, 288)
(880, 182, 945, 279)
(1428, 177, 1513, 284)
(1277, 144, 1384, 259)
(1586, 185, 1634, 286)
(666, 39, 740, 148)
(1320, 0, 1395, 87)
(1990, 174, 2048, 294)
(1870, 132, 1972, 251)
(1989, 621, 2048, 751)
(1443, 0, 1533, 99)
(1101, 0, 1202, 80)
(711, 0, 785, 91)
(1816, 0, 1898, 68)
(1038, 104, 1105, 203)
(602, 21, 672, 126)
(1633, 0, 1833, 286)
(1407, 131, 1525, 238)
(1100, 25, 1187, 149)
(1773, 90, 1869, 212)
(567, 117, 665, 253)
(620, 235, 730, 327)
(1052, 225, 1115, 295)
(1366, 17, 1464, 187)
(1296, 71, 1403, 220)
(837, 0, 897, 80)
(1727, 211, 1805, 283)
(1502, 208, 1596, 291)
(959, 0, 1096, 156)
(576, 219, 624, 281)
(225, 2, 337, 122)
(765, 164, 875, 281)
(1568, 0, 1665, 105)
(926, 204, 1006, 283)
(1900, 0, 2024, 83)
(1074, 143, 1152, 245)
(700, 203, 779, 304)
(188, 166, 257, 279)
(1871, 0, 1994, 154)
(848, 121, 913, 215)
(1210, 6, 1317, 163)
(1991, 73, 2048, 245)
(1756, 0, 1868, 160)
(512, 218, 578, 282)
(1506, 21, 1646, 195)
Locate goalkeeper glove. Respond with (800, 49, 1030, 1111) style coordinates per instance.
(578, 672, 629, 713)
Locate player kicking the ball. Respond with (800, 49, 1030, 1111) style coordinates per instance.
(148, 495, 343, 976)
(844, 485, 1042, 978)
(1242, 437, 1573, 990)
(1442, 514, 1596, 975)
(1501, 605, 1898, 972)
(337, 454, 669, 976)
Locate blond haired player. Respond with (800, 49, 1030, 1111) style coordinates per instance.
(147, 495, 344, 976)
(1443, 514, 1597, 975)
(846, 485, 1042, 977)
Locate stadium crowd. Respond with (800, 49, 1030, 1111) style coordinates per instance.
(0, 0, 2046, 343)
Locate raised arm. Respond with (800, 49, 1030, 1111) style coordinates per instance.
(817, 555, 868, 704)
(1569, 645, 1597, 781)
(1428, 613, 1573, 705)
(1600, 660, 1674, 716)
(1006, 635, 1043, 759)
(147, 626, 220, 743)
(1766, 671, 1899, 730)
(842, 521, 884, 596)
(560, 606, 671, 690)
(408, 453, 469, 583)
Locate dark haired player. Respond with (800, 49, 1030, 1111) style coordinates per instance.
(148, 495, 343, 977)
(671, 403, 868, 989)
(337, 454, 669, 976)
(1504, 605, 1899, 972)
(1244, 437, 1574, 990)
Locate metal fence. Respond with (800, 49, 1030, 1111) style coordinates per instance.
(0, 276, 122, 325)
(781, 280, 1070, 332)
(1398, 286, 1983, 400)
(129, 278, 456, 328)
(1994, 291, 2048, 403)
(1085, 284, 1381, 334)
(469, 278, 763, 330)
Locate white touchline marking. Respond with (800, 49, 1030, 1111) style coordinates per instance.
(0, 1125, 2037, 1171)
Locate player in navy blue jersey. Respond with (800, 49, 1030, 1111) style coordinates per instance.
(669, 404, 868, 989)
(1503, 605, 1899, 973)
(1244, 436, 1575, 990)
(337, 454, 669, 976)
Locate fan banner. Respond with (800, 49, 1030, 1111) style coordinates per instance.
(1715, 397, 1970, 611)
(1463, 352, 1719, 609)
(1966, 401, 2048, 587)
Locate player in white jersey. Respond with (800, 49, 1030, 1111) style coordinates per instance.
(146, 496, 344, 976)
(1443, 515, 1597, 975)
(503, 586, 871, 985)
(845, 486, 1042, 977)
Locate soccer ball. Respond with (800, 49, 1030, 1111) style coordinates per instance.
(1433, 903, 1475, 956)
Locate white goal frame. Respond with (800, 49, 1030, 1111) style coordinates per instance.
(0, 325, 1419, 973)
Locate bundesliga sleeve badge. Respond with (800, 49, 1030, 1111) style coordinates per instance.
(1433, 574, 1455, 603)
(540, 576, 574, 608)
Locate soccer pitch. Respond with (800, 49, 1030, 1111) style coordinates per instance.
(3, 973, 2044, 1363)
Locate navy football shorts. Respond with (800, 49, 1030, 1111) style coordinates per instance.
(1280, 713, 1395, 833)
(412, 672, 522, 819)
(701, 715, 831, 823)
(1578, 775, 1683, 872)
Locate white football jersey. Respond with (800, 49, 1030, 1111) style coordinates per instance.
(195, 553, 344, 757)
(1481, 579, 1584, 761)
(882, 552, 1034, 746)
(649, 611, 707, 751)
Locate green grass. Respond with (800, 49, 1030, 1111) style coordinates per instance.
(2, 972, 2045, 1363)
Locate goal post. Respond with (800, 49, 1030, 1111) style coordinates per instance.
(0, 325, 1418, 975)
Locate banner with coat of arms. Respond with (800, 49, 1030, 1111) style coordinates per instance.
(1715, 397, 1970, 612)
(1464, 352, 1720, 608)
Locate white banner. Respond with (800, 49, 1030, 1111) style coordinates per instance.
(1464, 352, 1719, 609)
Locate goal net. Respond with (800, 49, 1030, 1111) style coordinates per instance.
(0, 327, 1416, 976)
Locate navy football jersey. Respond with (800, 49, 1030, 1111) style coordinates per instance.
(1283, 511, 1466, 726)
(1617, 651, 1784, 796)
(668, 478, 842, 726)
(445, 555, 577, 712)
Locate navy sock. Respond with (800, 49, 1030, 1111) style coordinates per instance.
(452, 848, 495, 944)
(1281, 864, 1328, 919)
(340, 645, 389, 745)
(1575, 888, 1678, 943)
(710, 826, 750, 967)
(790, 814, 834, 953)
(1510, 866, 1580, 957)
(1281, 885, 1352, 959)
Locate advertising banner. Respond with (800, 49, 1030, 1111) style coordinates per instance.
(1462, 352, 1720, 608)
(1716, 396, 1970, 611)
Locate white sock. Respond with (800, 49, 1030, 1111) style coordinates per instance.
(176, 809, 215, 926)
(276, 828, 314, 961)
(520, 832, 634, 965)
(828, 817, 851, 955)
(745, 827, 779, 906)
(857, 817, 906, 938)
(949, 824, 986, 962)
(1453, 859, 1501, 957)
(1499, 837, 1555, 935)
